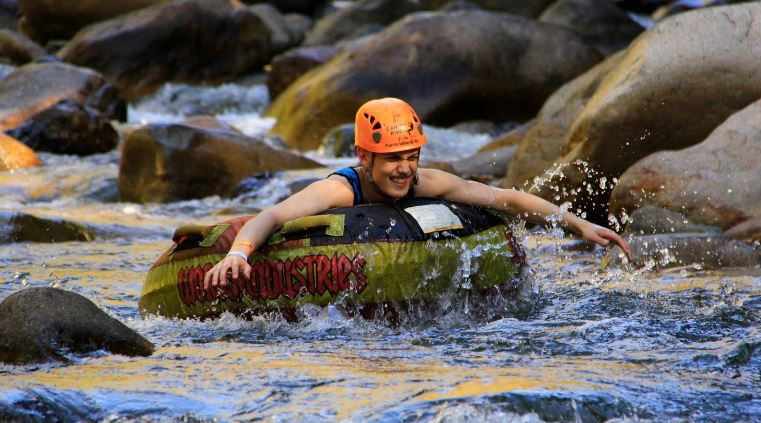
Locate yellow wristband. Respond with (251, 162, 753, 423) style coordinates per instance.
(231, 241, 254, 253)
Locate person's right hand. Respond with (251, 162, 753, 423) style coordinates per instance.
(204, 255, 251, 291)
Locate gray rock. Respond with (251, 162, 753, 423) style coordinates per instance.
(0, 28, 45, 65)
(724, 219, 761, 243)
(266, 45, 339, 100)
(319, 123, 355, 157)
(623, 206, 722, 235)
(0, 212, 95, 243)
(0, 287, 154, 364)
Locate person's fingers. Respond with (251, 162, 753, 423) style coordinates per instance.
(244, 263, 251, 280)
(231, 262, 239, 283)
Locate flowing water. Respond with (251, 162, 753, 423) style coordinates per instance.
(1, 84, 759, 422)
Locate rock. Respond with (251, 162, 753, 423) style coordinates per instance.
(504, 51, 623, 189)
(118, 120, 324, 203)
(0, 287, 154, 364)
(248, 3, 303, 52)
(622, 206, 722, 235)
(0, 0, 19, 32)
(319, 123, 355, 157)
(610, 97, 761, 230)
(6, 99, 118, 155)
(0, 28, 44, 65)
(477, 120, 533, 153)
(283, 13, 313, 40)
(449, 120, 510, 137)
(539, 0, 643, 56)
(240, 0, 329, 15)
(266, 45, 339, 100)
(0, 132, 38, 170)
(724, 219, 761, 243)
(532, 3, 761, 224)
(0, 212, 95, 243)
(267, 9, 602, 150)
(17, 0, 167, 44)
(57, 0, 293, 101)
(0, 62, 125, 131)
(604, 233, 761, 270)
(449, 145, 517, 180)
(423, 0, 556, 17)
(303, 0, 424, 46)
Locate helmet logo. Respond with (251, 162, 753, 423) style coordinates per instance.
(372, 132, 382, 143)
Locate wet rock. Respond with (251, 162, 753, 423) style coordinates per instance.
(319, 123, 355, 158)
(58, 0, 295, 101)
(610, 97, 761, 230)
(504, 51, 623, 190)
(449, 120, 510, 137)
(531, 3, 761, 224)
(423, 0, 556, 17)
(652, 0, 739, 20)
(604, 233, 761, 270)
(0, 212, 95, 243)
(0, 28, 44, 65)
(0, 132, 39, 170)
(724, 219, 761, 243)
(539, 0, 643, 56)
(303, 0, 424, 46)
(0, 62, 126, 131)
(266, 45, 339, 100)
(0, 287, 154, 364)
(477, 120, 533, 153)
(267, 10, 602, 150)
(16, 0, 167, 44)
(241, 0, 329, 15)
(449, 145, 517, 180)
(6, 99, 118, 155)
(118, 119, 323, 203)
(283, 13, 313, 41)
(249, 3, 303, 52)
(623, 206, 722, 235)
(0, 0, 19, 32)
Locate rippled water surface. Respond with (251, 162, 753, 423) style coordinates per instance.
(1, 84, 759, 422)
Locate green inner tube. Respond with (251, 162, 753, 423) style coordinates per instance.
(139, 198, 527, 320)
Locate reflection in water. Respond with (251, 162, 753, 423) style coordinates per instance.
(0, 84, 759, 422)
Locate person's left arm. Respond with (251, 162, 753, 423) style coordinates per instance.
(416, 168, 633, 261)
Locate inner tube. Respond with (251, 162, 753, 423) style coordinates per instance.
(139, 197, 527, 321)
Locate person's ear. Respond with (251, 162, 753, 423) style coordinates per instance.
(356, 147, 369, 166)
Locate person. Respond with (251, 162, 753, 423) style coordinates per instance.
(204, 97, 633, 289)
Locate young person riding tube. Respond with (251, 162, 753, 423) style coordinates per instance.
(204, 98, 633, 289)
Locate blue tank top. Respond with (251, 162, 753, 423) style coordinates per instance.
(329, 167, 416, 205)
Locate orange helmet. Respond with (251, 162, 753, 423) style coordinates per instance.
(355, 98, 426, 153)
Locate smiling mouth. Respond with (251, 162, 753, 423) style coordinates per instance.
(390, 175, 410, 186)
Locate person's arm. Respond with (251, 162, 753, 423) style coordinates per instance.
(204, 178, 354, 289)
(416, 168, 633, 261)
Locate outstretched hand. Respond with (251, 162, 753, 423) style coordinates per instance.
(578, 222, 634, 262)
(204, 255, 251, 291)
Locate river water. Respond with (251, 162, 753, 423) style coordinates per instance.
(1, 83, 759, 422)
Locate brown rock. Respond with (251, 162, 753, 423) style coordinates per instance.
(0, 132, 38, 170)
(6, 99, 118, 155)
(0, 211, 95, 243)
(266, 45, 339, 100)
(0, 287, 154, 363)
(267, 9, 602, 150)
(17, 0, 168, 43)
(118, 120, 323, 203)
(0, 62, 125, 131)
(423, 0, 556, 17)
(534, 3, 761, 223)
(539, 0, 643, 56)
(610, 97, 761, 230)
(504, 51, 623, 190)
(57, 0, 290, 101)
(724, 219, 761, 243)
(478, 120, 533, 153)
(0, 28, 44, 65)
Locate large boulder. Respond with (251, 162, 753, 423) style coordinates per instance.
(17, 0, 168, 44)
(538, 0, 643, 56)
(57, 0, 296, 100)
(0, 287, 154, 364)
(0, 211, 95, 243)
(610, 97, 761, 230)
(423, 0, 556, 17)
(265, 45, 339, 100)
(118, 119, 323, 203)
(0, 62, 125, 131)
(6, 99, 118, 155)
(504, 51, 623, 189)
(0, 132, 38, 170)
(267, 10, 602, 150)
(241, 0, 329, 15)
(531, 3, 761, 224)
(303, 0, 425, 46)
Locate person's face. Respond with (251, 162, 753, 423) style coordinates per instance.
(359, 148, 420, 198)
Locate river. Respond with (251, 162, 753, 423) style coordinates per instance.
(1, 83, 759, 422)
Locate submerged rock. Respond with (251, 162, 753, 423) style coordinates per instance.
(0, 287, 154, 364)
(0, 212, 95, 243)
(118, 119, 323, 203)
(267, 9, 601, 150)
